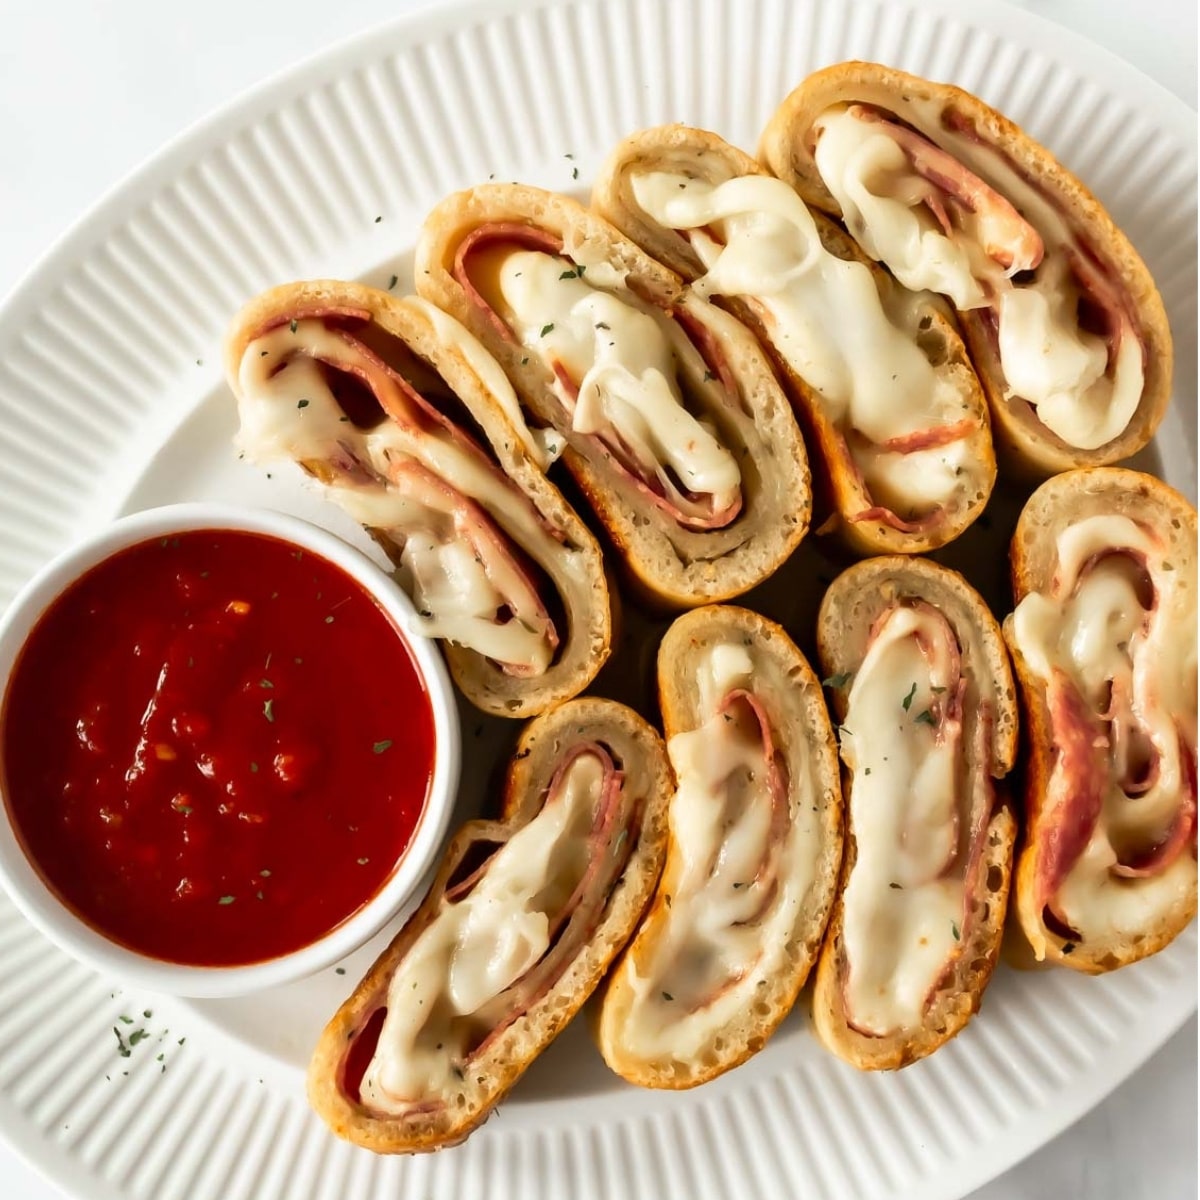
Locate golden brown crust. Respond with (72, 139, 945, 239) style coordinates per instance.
(1004, 467, 1198, 972)
(814, 557, 1018, 1069)
(759, 61, 1173, 476)
(413, 183, 811, 607)
(595, 605, 843, 1087)
(306, 697, 671, 1152)
(224, 279, 611, 718)
(593, 123, 996, 556)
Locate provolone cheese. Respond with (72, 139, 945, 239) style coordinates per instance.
(401, 296, 566, 469)
(359, 751, 604, 1110)
(1010, 514, 1198, 939)
(619, 641, 821, 1061)
(236, 319, 561, 672)
(472, 246, 741, 512)
(996, 265, 1143, 449)
(812, 109, 1000, 307)
(630, 170, 979, 512)
(839, 605, 964, 1035)
(811, 105, 1145, 449)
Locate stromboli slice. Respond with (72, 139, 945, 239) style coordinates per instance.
(415, 184, 811, 606)
(593, 125, 994, 555)
(596, 606, 842, 1088)
(307, 697, 670, 1152)
(224, 281, 610, 718)
(815, 558, 1017, 1069)
(761, 62, 1172, 476)
(1004, 468, 1197, 972)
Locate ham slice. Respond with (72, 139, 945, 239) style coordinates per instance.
(416, 742, 632, 1083)
(1035, 544, 1193, 900)
(846, 599, 997, 1027)
(266, 314, 559, 674)
(549, 359, 742, 531)
(719, 687, 789, 916)
(848, 504, 946, 534)
(848, 104, 1044, 274)
(1113, 739, 1198, 878)
(850, 104, 1141, 384)
(385, 460, 557, 676)
(1033, 669, 1110, 912)
(877, 416, 979, 455)
(454, 222, 744, 532)
(1065, 244, 1140, 368)
(453, 223, 565, 344)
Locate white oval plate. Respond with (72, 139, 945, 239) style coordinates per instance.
(0, 1, 1195, 1198)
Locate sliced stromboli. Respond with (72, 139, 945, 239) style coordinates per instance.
(593, 125, 994, 555)
(814, 558, 1018, 1069)
(307, 698, 670, 1152)
(224, 281, 611, 718)
(760, 62, 1172, 476)
(596, 606, 843, 1088)
(414, 184, 811, 606)
(1004, 468, 1197, 973)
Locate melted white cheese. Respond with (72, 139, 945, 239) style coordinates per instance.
(996, 263, 1143, 450)
(857, 437, 975, 513)
(839, 605, 964, 1035)
(631, 170, 978, 509)
(359, 751, 604, 1110)
(813, 113, 994, 308)
(483, 248, 740, 507)
(401, 296, 566, 469)
(618, 641, 820, 1062)
(811, 105, 1145, 449)
(236, 319, 555, 672)
(1010, 514, 1198, 940)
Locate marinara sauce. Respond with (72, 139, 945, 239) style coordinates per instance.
(1, 530, 435, 966)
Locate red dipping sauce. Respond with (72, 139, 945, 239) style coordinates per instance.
(0, 530, 436, 966)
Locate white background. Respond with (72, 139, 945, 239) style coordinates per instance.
(0, 1, 1195, 1197)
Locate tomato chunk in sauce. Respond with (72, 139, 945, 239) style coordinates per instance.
(1, 530, 435, 967)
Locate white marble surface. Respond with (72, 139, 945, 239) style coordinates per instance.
(0, 1, 1194, 1197)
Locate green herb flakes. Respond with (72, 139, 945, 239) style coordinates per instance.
(821, 671, 853, 689)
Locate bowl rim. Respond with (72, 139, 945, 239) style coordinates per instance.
(0, 501, 461, 998)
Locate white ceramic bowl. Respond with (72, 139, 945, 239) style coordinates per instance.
(0, 502, 460, 997)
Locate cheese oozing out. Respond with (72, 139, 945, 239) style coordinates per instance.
(403, 297, 566, 470)
(358, 750, 607, 1111)
(236, 317, 561, 673)
(618, 642, 820, 1062)
(466, 244, 741, 519)
(1010, 514, 1198, 940)
(630, 170, 978, 514)
(838, 605, 965, 1036)
(812, 104, 1144, 450)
